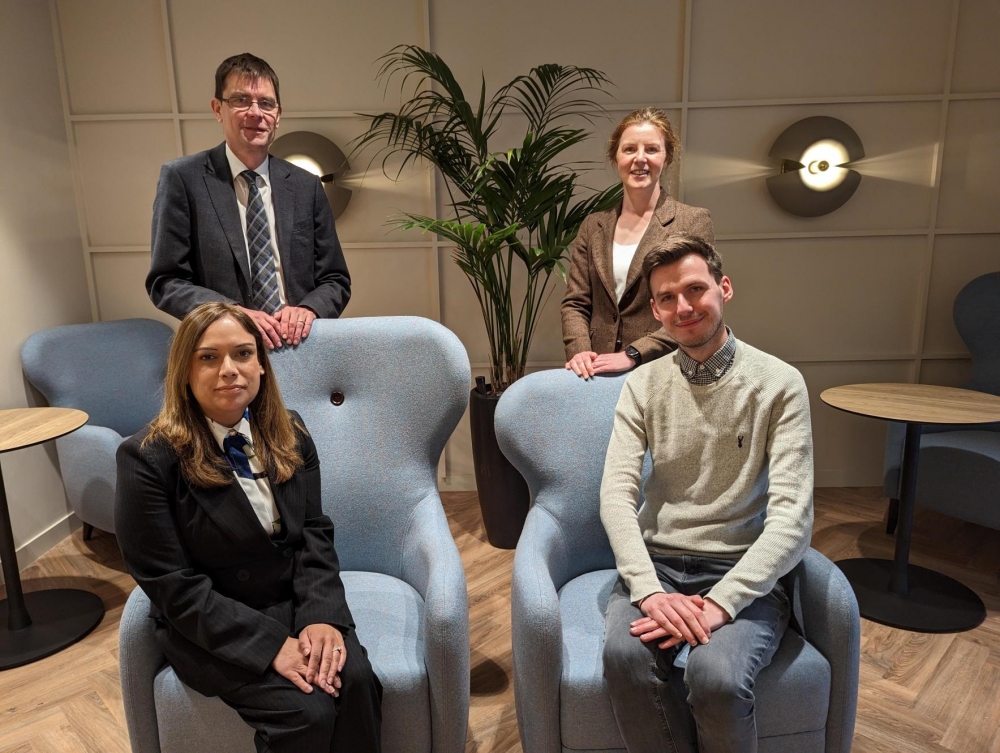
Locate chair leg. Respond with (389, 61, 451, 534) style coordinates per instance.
(82, 523, 95, 541)
(885, 499, 899, 535)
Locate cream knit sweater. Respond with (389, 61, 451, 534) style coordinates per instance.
(600, 340, 814, 619)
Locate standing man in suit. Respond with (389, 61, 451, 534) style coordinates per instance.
(147, 53, 350, 349)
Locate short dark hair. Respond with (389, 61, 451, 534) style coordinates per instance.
(214, 53, 280, 105)
(642, 235, 724, 292)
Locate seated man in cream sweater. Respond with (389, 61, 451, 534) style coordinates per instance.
(600, 234, 813, 753)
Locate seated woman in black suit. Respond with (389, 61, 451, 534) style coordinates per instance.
(116, 302, 381, 753)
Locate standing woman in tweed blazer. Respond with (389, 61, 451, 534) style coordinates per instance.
(562, 108, 715, 378)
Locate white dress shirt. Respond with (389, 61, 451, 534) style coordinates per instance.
(225, 144, 288, 307)
(207, 413, 282, 536)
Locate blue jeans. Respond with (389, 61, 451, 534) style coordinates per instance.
(602, 555, 790, 753)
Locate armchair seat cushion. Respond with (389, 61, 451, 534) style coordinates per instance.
(557, 569, 831, 751)
(152, 571, 430, 753)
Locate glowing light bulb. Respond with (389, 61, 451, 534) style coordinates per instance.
(798, 139, 850, 191)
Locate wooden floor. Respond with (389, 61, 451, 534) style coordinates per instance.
(1, 488, 999, 752)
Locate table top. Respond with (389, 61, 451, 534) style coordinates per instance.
(0, 408, 89, 453)
(820, 383, 1000, 424)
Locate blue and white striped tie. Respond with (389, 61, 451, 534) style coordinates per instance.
(241, 170, 281, 314)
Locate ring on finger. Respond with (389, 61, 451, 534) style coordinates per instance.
(333, 646, 343, 653)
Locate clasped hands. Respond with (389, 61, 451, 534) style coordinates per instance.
(631, 592, 730, 650)
(565, 350, 635, 380)
(237, 305, 316, 349)
(271, 623, 346, 695)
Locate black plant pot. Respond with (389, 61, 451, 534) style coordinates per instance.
(469, 389, 530, 549)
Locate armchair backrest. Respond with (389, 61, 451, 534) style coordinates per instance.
(955, 271, 1000, 395)
(496, 369, 634, 580)
(270, 317, 470, 576)
(20, 318, 173, 437)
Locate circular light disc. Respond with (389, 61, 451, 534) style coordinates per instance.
(285, 154, 324, 178)
(798, 139, 850, 191)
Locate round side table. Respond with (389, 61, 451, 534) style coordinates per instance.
(0, 407, 105, 669)
(820, 383, 1000, 633)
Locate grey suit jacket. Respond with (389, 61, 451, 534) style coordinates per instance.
(147, 142, 351, 319)
(115, 415, 353, 697)
(561, 191, 714, 362)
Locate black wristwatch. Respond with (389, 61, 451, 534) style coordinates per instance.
(624, 345, 642, 366)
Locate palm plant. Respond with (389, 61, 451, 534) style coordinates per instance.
(354, 45, 623, 393)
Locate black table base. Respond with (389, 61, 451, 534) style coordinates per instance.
(0, 589, 104, 670)
(838, 558, 985, 633)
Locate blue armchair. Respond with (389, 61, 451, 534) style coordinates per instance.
(118, 317, 471, 753)
(20, 318, 173, 538)
(496, 369, 860, 753)
(883, 272, 1000, 533)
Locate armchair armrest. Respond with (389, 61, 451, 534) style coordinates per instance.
(785, 548, 860, 753)
(119, 587, 166, 753)
(511, 506, 568, 753)
(400, 492, 469, 753)
(55, 425, 123, 534)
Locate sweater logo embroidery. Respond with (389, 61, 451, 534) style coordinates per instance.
(738, 435, 744, 448)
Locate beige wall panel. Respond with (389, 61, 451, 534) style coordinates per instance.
(922, 234, 1000, 355)
(430, 0, 685, 105)
(339, 247, 435, 319)
(951, 0, 1000, 94)
(798, 360, 913, 487)
(168, 0, 425, 113)
(919, 359, 972, 388)
(688, 0, 950, 101)
(75, 120, 177, 246)
(722, 237, 926, 361)
(92, 252, 176, 325)
(684, 102, 940, 235)
(1, 0, 92, 554)
(182, 118, 431, 244)
(180, 118, 224, 155)
(936, 100, 1000, 232)
(57, 0, 172, 114)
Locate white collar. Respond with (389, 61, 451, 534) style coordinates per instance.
(225, 143, 270, 184)
(206, 412, 255, 451)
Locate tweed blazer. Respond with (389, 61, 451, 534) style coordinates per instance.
(561, 191, 714, 362)
(115, 414, 353, 697)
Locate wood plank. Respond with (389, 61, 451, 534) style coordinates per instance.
(0, 488, 998, 753)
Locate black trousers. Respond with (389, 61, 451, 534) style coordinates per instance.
(219, 630, 383, 753)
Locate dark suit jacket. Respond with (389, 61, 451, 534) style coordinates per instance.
(147, 142, 351, 319)
(115, 415, 353, 697)
(561, 191, 715, 362)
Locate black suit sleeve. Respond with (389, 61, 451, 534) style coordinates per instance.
(297, 176, 351, 319)
(115, 437, 289, 675)
(147, 162, 237, 319)
(290, 424, 355, 634)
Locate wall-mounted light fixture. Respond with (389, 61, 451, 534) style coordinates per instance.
(270, 132, 353, 219)
(766, 116, 864, 217)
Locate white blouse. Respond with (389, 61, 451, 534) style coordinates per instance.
(612, 241, 640, 303)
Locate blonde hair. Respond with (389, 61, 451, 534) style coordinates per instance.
(144, 302, 303, 487)
(606, 107, 679, 167)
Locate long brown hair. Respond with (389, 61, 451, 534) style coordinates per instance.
(606, 107, 679, 167)
(144, 302, 303, 487)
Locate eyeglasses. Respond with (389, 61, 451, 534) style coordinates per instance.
(219, 95, 280, 114)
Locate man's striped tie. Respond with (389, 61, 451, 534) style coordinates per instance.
(241, 170, 281, 314)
